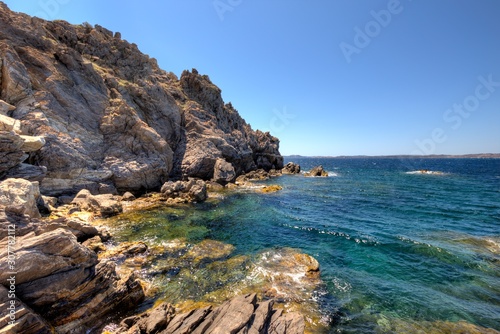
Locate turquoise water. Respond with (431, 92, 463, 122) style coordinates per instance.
(110, 158, 500, 332)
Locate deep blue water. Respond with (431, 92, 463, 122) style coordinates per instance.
(111, 157, 500, 333)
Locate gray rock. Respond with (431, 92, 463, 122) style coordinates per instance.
(213, 158, 236, 185)
(0, 42, 33, 104)
(71, 189, 123, 217)
(160, 178, 207, 203)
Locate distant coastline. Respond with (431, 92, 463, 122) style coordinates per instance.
(285, 153, 500, 159)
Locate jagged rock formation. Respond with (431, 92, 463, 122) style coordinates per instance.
(116, 293, 304, 334)
(282, 162, 301, 174)
(304, 165, 328, 177)
(0, 285, 53, 334)
(0, 2, 283, 196)
(0, 207, 145, 333)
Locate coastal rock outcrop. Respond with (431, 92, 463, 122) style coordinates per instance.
(0, 2, 283, 196)
(0, 285, 53, 334)
(0, 210, 145, 333)
(304, 165, 328, 177)
(282, 162, 301, 174)
(115, 293, 304, 334)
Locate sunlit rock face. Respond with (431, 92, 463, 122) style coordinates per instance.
(0, 2, 282, 196)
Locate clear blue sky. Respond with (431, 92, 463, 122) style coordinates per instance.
(4, 0, 500, 156)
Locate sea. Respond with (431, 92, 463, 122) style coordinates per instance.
(106, 157, 500, 333)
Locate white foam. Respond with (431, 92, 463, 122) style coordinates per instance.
(405, 170, 446, 175)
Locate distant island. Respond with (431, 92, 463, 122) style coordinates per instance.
(285, 153, 500, 159)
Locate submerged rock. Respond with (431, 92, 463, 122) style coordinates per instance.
(261, 185, 283, 193)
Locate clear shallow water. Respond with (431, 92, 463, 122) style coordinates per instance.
(109, 158, 500, 333)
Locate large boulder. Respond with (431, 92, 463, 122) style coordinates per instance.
(282, 162, 301, 174)
(212, 158, 236, 185)
(160, 178, 207, 203)
(0, 178, 40, 218)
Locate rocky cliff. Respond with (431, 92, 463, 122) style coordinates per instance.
(0, 2, 283, 196)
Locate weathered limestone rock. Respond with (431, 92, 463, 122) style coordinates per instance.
(237, 169, 271, 183)
(116, 293, 304, 334)
(41, 216, 99, 241)
(281, 162, 301, 174)
(212, 157, 236, 185)
(304, 165, 328, 177)
(0, 178, 40, 218)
